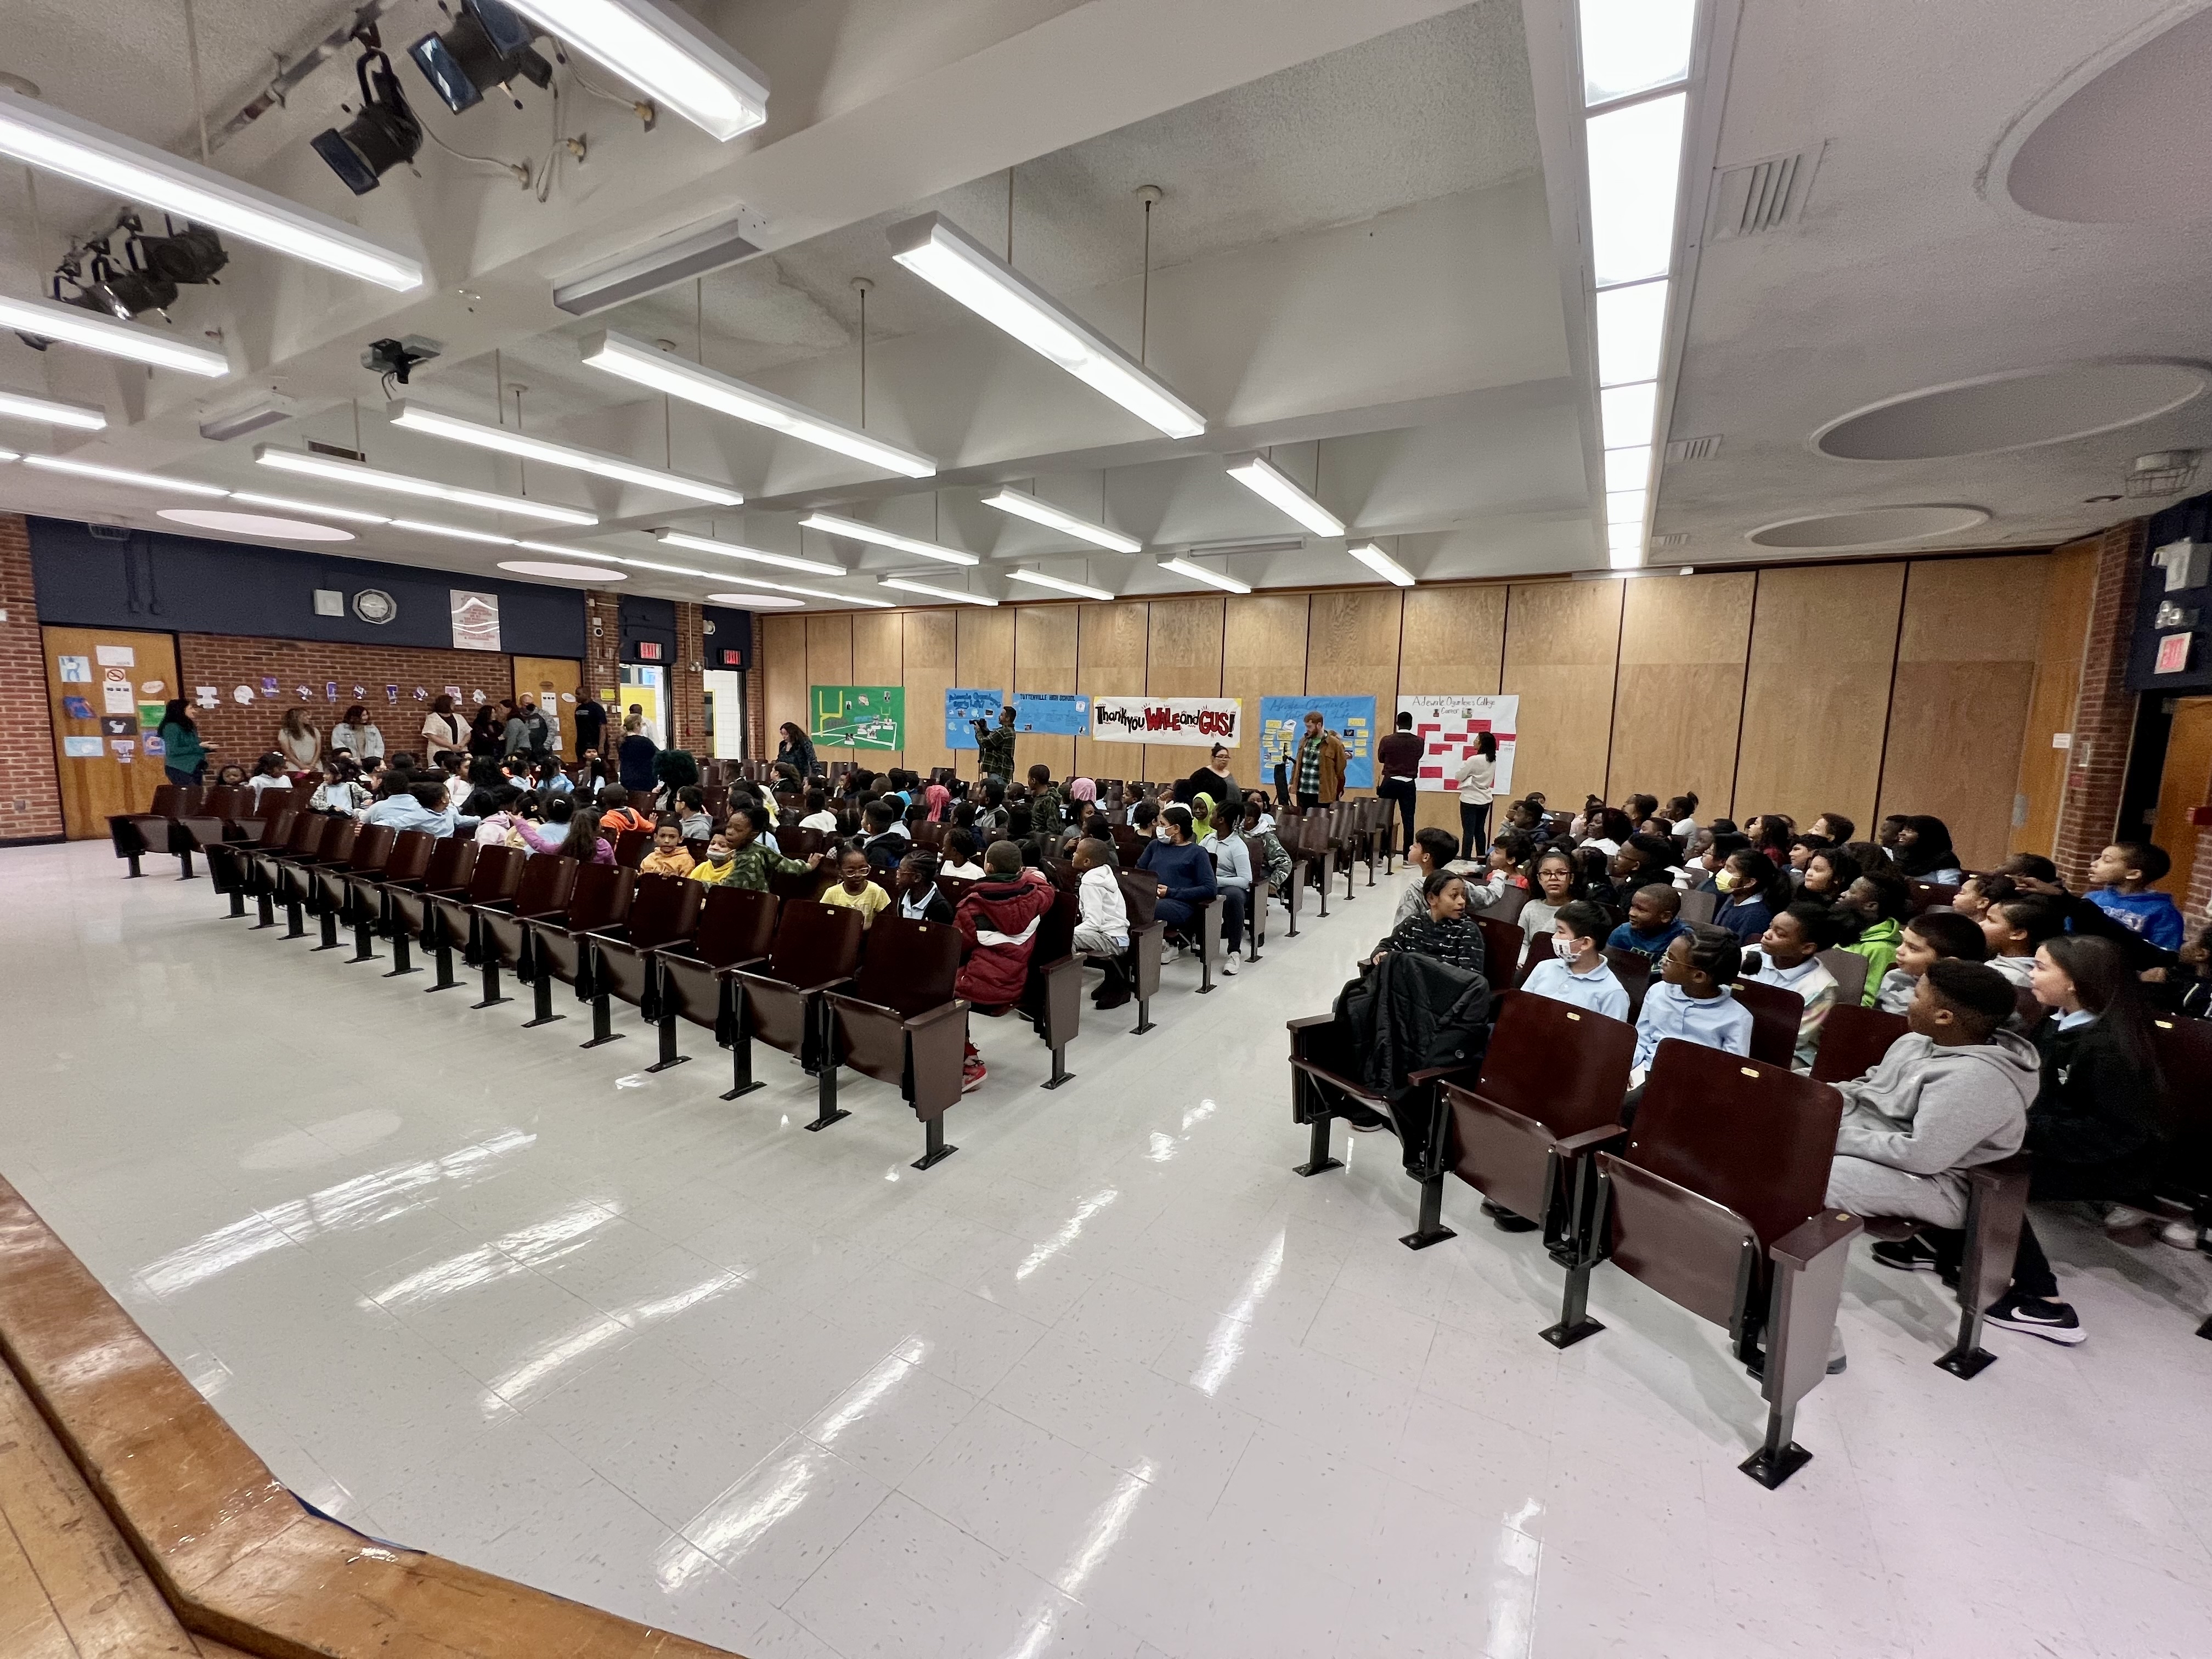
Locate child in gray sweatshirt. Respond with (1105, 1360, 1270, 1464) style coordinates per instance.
(1824, 958, 2039, 1230)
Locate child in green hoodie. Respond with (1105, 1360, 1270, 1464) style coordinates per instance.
(1836, 869, 1911, 1005)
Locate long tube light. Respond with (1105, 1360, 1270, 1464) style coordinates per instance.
(0, 388, 105, 430)
(580, 331, 934, 478)
(0, 88, 423, 291)
(715, 571, 894, 607)
(800, 510, 977, 566)
(879, 577, 997, 606)
(1007, 567, 1114, 602)
(388, 402, 742, 505)
(391, 518, 517, 546)
(229, 490, 391, 525)
(22, 455, 229, 496)
(887, 213, 1206, 439)
(0, 292, 230, 377)
(515, 541, 894, 607)
(1225, 454, 1344, 538)
(1159, 556, 1250, 595)
(982, 488, 1141, 554)
(656, 530, 842, 575)
(255, 445, 598, 526)
(498, 1, 769, 142)
(1347, 542, 1415, 588)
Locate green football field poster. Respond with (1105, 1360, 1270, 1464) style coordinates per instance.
(809, 685, 905, 751)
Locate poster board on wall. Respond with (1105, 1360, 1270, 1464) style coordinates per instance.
(811, 685, 905, 751)
(1397, 693, 1519, 796)
(1259, 695, 1376, 789)
(944, 687, 1002, 751)
(1088, 696, 1240, 747)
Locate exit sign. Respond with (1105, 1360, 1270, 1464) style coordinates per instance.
(636, 641, 663, 661)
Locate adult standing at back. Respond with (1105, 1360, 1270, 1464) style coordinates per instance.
(776, 721, 816, 781)
(619, 714, 660, 792)
(1292, 709, 1347, 810)
(466, 703, 502, 759)
(331, 704, 384, 763)
(974, 705, 1017, 784)
(502, 696, 548, 760)
(421, 693, 466, 761)
(1454, 730, 1497, 866)
(1375, 713, 1424, 862)
(157, 698, 210, 789)
(274, 706, 320, 775)
(572, 693, 607, 764)
(1181, 743, 1243, 820)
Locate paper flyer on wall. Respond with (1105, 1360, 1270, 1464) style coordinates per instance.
(944, 687, 1003, 750)
(57, 656, 91, 682)
(62, 736, 102, 758)
(1398, 693, 1519, 795)
(95, 644, 134, 667)
(451, 590, 503, 651)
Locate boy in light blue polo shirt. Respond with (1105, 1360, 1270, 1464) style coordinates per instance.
(1632, 923, 1755, 1088)
(1521, 900, 1630, 1021)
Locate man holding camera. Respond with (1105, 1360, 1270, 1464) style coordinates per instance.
(975, 704, 1017, 782)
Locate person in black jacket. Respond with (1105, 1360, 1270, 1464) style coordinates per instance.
(776, 722, 817, 781)
(1368, 871, 1488, 975)
(1893, 934, 2162, 1346)
(893, 849, 956, 926)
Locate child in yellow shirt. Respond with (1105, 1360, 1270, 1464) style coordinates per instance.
(818, 844, 890, 928)
(687, 833, 738, 885)
(638, 822, 696, 878)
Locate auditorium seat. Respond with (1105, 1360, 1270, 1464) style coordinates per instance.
(518, 863, 636, 1031)
(470, 853, 573, 1008)
(1017, 887, 1083, 1088)
(1809, 1004, 1909, 1084)
(582, 873, 703, 1049)
(340, 830, 437, 962)
(652, 886, 778, 1092)
(1817, 946, 1870, 1010)
(312, 824, 396, 952)
(820, 915, 968, 1167)
(727, 900, 865, 1084)
(1730, 978, 1804, 1070)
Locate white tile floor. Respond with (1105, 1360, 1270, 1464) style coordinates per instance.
(4, 838, 2211, 1658)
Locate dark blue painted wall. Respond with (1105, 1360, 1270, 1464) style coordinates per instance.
(28, 516, 586, 657)
(2130, 492, 2212, 695)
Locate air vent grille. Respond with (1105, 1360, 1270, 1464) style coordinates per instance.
(306, 439, 365, 462)
(1708, 146, 1823, 241)
(1651, 533, 1689, 549)
(1666, 435, 1722, 464)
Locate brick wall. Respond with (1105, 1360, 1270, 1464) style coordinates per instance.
(0, 516, 63, 842)
(176, 635, 515, 769)
(672, 600, 706, 752)
(748, 611, 766, 760)
(2052, 520, 2145, 889)
(583, 591, 620, 709)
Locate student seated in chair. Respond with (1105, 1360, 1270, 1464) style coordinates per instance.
(2084, 840, 2186, 953)
(1745, 901, 1844, 1073)
(1521, 899, 1629, 1020)
(716, 804, 823, 893)
(1394, 827, 1463, 928)
(1138, 805, 1217, 957)
(1071, 837, 1134, 1009)
(1979, 893, 2063, 991)
(820, 843, 891, 929)
(638, 820, 696, 878)
(939, 826, 985, 880)
(686, 832, 739, 885)
(1872, 909, 1987, 1014)
(1835, 869, 1912, 1002)
(1367, 871, 1487, 974)
(1606, 881, 1689, 963)
(953, 840, 1057, 1091)
(894, 849, 955, 926)
(1629, 923, 1754, 1091)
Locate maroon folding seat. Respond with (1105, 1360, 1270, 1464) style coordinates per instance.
(342, 830, 436, 963)
(517, 862, 637, 1031)
(585, 873, 703, 1052)
(1016, 888, 1082, 1089)
(419, 844, 520, 990)
(1809, 1005, 1908, 1084)
(377, 838, 478, 979)
(727, 900, 864, 1089)
(1601, 947, 1653, 1020)
(652, 886, 778, 1092)
(820, 916, 968, 1169)
(469, 853, 574, 1007)
(311, 825, 395, 952)
(1113, 868, 1165, 1035)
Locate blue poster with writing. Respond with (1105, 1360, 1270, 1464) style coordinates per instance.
(1013, 692, 1090, 736)
(945, 687, 1003, 750)
(1259, 695, 1376, 790)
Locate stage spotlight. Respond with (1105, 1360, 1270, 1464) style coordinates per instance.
(311, 48, 422, 195)
(55, 251, 177, 322)
(410, 1, 551, 114)
(128, 218, 228, 286)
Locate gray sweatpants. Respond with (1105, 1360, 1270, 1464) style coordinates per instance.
(1825, 1154, 1968, 1230)
(1072, 924, 1127, 957)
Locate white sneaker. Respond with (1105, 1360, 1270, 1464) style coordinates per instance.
(1221, 955, 1238, 975)
(2159, 1217, 2206, 1251)
(2102, 1204, 2158, 1245)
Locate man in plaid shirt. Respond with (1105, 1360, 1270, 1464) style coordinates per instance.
(975, 705, 1017, 782)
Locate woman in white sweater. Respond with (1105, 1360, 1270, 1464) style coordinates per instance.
(420, 693, 467, 761)
(1454, 731, 1497, 866)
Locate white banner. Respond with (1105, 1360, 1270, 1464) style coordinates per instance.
(1089, 695, 1242, 747)
(1397, 693, 1519, 795)
(450, 590, 503, 652)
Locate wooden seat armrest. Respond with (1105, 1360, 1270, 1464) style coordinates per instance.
(1772, 1210, 1863, 1271)
(707, 953, 771, 977)
(1406, 1063, 1481, 1090)
(790, 974, 859, 996)
(585, 924, 637, 945)
(1286, 1014, 1335, 1033)
(1553, 1124, 1629, 1157)
(902, 1000, 969, 1032)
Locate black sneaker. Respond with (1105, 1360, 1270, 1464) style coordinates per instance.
(1984, 1292, 2085, 1345)
(1870, 1238, 1939, 1273)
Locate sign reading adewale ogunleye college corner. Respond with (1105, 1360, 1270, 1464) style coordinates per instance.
(1088, 695, 1242, 747)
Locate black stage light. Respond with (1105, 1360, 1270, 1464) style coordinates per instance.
(129, 218, 229, 286)
(54, 251, 178, 321)
(409, 1, 551, 114)
(311, 49, 422, 195)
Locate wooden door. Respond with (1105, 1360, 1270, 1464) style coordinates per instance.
(510, 656, 582, 758)
(42, 626, 183, 839)
(2151, 696, 2212, 896)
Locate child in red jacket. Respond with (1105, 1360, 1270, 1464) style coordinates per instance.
(952, 839, 1057, 1091)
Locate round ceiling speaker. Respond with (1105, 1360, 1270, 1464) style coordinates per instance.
(1813, 362, 2207, 460)
(1745, 505, 1990, 550)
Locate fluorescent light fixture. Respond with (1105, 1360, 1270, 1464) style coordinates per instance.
(1603, 445, 1652, 493)
(516, 543, 893, 606)
(498, 1, 769, 141)
(552, 210, 765, 316)
(390, 518, 517, 546)
(22, 454, 228, 496)
(712, 571, 893, 607)
(879, 576, 996, 606)
(887, 213, 1206, 439)
(1605, 489, 1647, 526)
(1224, 454, 1343, 538)
(1607, 522, 1643, 552)
(1579, 0, 1695, 106)
(229, 491, 391, 525)
(389, 401, 742, 505)
(0, 87, 423, 291)
(255, 445, 598, 526)
(0, 447, 17, 461)
(1159, 556, 1251, 595)
(1600, 381, 1658, 450)
(580, 331, 933, 477)
(1595, 280, 1667, 386)
(0, 291, 230, 377)
(657, 530, 842, 575)
(1610, 545, 1645, 570)
(517, 539, 622, 560)
(1347, 541, 1415, 588)
(1007, 567, 1114, 602)
(1587, 92, 1685, 287)
(982, 488, 1141, 554)
(0, 388, 105, 430)
(800, 510, 976, 566)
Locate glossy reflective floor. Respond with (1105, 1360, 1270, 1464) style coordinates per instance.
(4, 840, 2210, 1658)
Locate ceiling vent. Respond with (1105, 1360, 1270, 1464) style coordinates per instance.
(305, 438, 366, 463)
(1651, 532, 1689, 549)
(1665, 435, 1722, 463)
(2126, 449, 2200, 498)
(1707, 146, 1824, 241)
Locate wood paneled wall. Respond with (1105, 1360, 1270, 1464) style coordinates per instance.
(762, 552, 2080, 869)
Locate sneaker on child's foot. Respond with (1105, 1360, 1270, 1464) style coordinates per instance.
(1984, 1292, 2084, 1345)
(1220, 954, 1238, 976)
(961, 1058, 988, 1093)
(1870, 1237, 1940, 1274)
(2102, 1204, 2159, 1246)
(2159, 1217, 2207, 1251)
